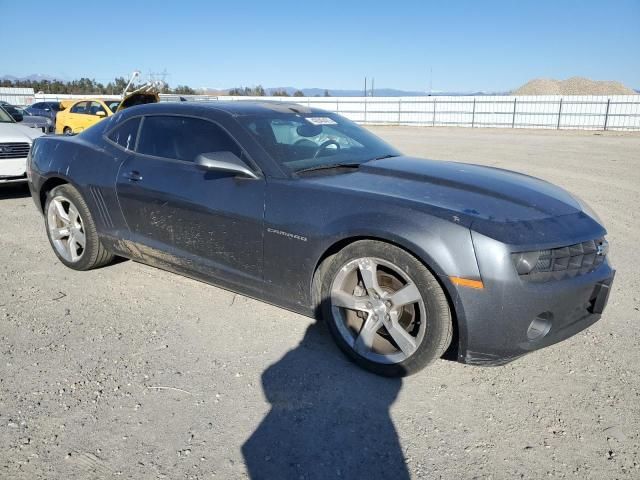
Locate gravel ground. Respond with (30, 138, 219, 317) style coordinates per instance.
(1, 127, 639, 479)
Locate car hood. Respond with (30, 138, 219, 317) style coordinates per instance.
(0, 122, 44, 142)
(307, 155, 585, 223)
(20, 116, 50, 127)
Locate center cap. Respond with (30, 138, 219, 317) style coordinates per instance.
(372, 299, 388, 317)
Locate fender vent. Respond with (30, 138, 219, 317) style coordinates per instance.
(89, 186, 113, 229)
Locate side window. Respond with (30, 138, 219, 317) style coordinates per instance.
(107, 117, 141, 151)
(136, 116, 242, 163)
(32, 103, 44, 109)
(70, 101, 89, 114)
(88, 101, 106, 116)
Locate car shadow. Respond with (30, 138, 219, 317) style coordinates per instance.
(0, 183, 30, 200)
(241, 319, 409, 480)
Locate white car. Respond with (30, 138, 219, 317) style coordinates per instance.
(0, 105, 43, 183)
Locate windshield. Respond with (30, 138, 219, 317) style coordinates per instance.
(104, 101, 121, 113)
(237, 111, 400, 173)
(0, 106, 15, 123)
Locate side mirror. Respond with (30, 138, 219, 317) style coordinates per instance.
(195, 151, 258, 179)
(95, 111, 106, 117)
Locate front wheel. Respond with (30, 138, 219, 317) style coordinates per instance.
(63, 127, 73, 135)
(44, 184, 114, 270)
(321, 240, 452, 377)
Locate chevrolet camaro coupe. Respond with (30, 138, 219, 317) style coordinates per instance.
(27, 101, 614, 376)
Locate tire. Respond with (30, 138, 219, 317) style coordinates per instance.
(63, 127, 72, 135)
(44, 184, 114, 270)
(320, 240, 452, 377)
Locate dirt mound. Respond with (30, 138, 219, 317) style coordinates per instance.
(512, 77, 636, 95)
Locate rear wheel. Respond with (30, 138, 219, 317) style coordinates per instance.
(63, 126, 73, 135)
(321, 240, 452, 377)
(44, 184, 114, 270)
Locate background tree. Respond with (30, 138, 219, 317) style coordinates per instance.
(293, 90, 305, 97)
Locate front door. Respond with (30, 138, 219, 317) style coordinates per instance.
(115, 114, 266, 294)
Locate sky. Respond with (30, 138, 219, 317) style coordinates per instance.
(2, 0, 639, 92)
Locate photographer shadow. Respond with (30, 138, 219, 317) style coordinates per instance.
(242, 320, 409, 480)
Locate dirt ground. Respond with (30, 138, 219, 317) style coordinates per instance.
(1, 127, 639, 479)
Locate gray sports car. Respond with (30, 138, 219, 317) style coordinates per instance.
(27, 101, 614, 376)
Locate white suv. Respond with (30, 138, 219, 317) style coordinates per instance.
(0, 105, 43, 183)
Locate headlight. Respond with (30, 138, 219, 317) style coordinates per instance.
(512, 251, 543, 275)
(571, 193, 603, 225)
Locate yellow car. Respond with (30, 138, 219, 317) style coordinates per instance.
(55, 90, 159, 135)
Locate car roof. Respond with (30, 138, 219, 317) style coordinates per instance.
(122, 100, 330, 117)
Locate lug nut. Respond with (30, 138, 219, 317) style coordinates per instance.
(385, 301, 392, 308)
(366, 302, 372, 308)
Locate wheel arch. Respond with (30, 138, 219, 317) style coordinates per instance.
(310, 234, 461, 360)
(38, 176, 72, 212)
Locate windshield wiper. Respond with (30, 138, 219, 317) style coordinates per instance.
(367, 154, 400, 162)
(295, 162, 362, 175)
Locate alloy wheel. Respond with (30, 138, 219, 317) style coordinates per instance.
(47, 195, 86, 262)
(330, 257, 427, 364)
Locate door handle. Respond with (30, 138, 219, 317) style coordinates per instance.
(123, 170, 143, 182)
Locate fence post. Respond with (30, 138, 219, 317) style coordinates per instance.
(557, 98, 563, 129)
(398, 99, 402, 125)
(512, 98, 517, 128)
(603, 98, 611, 131)
(471, 98, 476, 128)
(432, 98, 437, 127)
(364, 97, 367, 124)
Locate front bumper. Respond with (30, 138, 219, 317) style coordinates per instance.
(1, 157, 27, 178)
(452, 231, 615, 365)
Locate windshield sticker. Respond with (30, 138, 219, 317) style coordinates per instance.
(305, 117, 337, 125)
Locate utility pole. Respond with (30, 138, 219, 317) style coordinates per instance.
(371, 77, 375, 97)
(364, 77, 367, 97)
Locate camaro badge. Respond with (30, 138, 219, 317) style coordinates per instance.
(267, 228, 307, 242)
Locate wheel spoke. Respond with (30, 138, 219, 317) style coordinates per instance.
(354, 314, 383, 355)
(68, 204, 81, 226)
(388, 282, 421, 308)
(332, 290, 370, 312)
(386, 320, 417, 356)
(68, 235, 81, 262)
(53, 199, 69, 223)
(51, 226, 70, 240)
(357, 258, 381, 296)
(74, 229, 86, 248)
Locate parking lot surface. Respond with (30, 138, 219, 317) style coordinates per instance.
(1, 127, 639, 479)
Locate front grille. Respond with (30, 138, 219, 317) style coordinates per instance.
(521, 238, 607, 282)
(0, 142, 31, 159)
